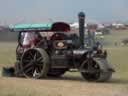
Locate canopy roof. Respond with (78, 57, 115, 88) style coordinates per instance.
(9, 22, 70, 32)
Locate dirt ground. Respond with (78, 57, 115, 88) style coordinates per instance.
(0, 69, 128, 96)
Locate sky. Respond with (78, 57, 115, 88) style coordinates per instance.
(0, 0, 128, 25)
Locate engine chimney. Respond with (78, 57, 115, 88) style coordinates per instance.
(78, 12, 85, 48)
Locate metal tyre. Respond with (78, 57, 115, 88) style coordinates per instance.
(81, 58, 112, 82)
(21, 48, 49, 79)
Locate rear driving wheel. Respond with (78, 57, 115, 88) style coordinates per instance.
(81, 58, 112, 82)
(21, 48, 49, 79)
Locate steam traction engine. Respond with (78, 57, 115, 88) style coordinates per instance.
(7, 12, 114, 82)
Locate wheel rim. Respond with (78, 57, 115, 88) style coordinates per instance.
(81, 58, 101, 81)
(21, 49, 44, 78)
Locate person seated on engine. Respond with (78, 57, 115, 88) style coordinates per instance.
(22, 32, 42, 49)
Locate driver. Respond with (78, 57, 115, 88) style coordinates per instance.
(22, 32, 41, 49)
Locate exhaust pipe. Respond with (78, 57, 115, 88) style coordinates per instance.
(78, 12, 85, 48)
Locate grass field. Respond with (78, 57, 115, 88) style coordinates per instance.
(0, 42, 16, 66)
(0, 30, 128, 96)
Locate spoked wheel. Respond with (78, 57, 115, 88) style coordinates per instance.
(47, 68, 68, 77)
(80, 58, 112, 82)
(21, 48, 49, 79)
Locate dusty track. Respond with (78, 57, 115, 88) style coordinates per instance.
(0, 71, 128, 96)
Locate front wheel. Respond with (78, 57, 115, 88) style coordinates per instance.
(80, 58, 113, 82)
